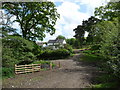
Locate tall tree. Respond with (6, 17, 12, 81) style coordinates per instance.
(92, 18, 120, 78)
(73, 25, 85, 48)
(82, 16, 101, 44)
(73, 16, 101, 46)
(2, 2, 60, 41)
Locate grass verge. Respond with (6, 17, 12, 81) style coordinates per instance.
(81, 50, 119, 88)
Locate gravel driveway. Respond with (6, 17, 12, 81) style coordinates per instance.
(2, 54, 100, 88)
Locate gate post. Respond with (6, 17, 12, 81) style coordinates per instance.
(50, 62, 52, 70)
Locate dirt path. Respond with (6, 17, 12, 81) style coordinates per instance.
(2, 53, 99, 88)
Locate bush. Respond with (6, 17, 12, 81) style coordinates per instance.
(2, 67, 14, 78)
(64, 44, 73, 54)
(2, 36, 36, 67)
(91, 44, 101, 50)
(37, 49, 70, 60)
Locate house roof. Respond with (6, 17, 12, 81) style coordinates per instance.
(48, 39, 64, 43)
(48, 40, 56, 43)
(56, 39, 64, 43)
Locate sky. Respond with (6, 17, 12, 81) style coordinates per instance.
(43, 0, 109, 41)
(2, 0, 109, 42)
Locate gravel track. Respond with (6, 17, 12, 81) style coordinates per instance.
(2, 53, 100, 88)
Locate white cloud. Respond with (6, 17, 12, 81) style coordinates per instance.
(85, 0, 108, 16)
(10, 16, 21, 30)
(44, 0, 109, 41)
(0, 10, 21, 33)
(0, 10, 8, 25)
(44, 1, 90, 41)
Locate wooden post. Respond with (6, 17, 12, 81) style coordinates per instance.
(24, 65, 26, 73)
(39, 64, 41, 71)
(15, 64, 17, 74)
(58, 62, 60, 68)
(32, 64, 34, 73)
(50, 62, 52, 70)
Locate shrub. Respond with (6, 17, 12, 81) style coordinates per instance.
(91, 44, 101, 50)
(37, 49, 70, 60)
(2, 36, 36, 67)
(2, 67, 15, 78)
(64, 44, 73, 54)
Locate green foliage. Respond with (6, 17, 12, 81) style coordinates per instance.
(81, 53, 102, 63)
(66, 38, 75, 46)
(64, 44, 73, 54)
(90, 44, 101, 51)
(56, 35, 66, 40)
(2, 26, 18, 37)
(2, 67, 15, 78)
(73, 16, 101, 46)
(92, 82, 118, 88)
(73, 25, 85, 48)
(66, 38, 80, 49)
(82, 51, 119, 88)
(2, 2, 60, 41)
(2, 36, 35, 67)
(37, 49, 70, 60)
(92, 19, 120, 78)
(32, 43, 42, 57)
(92, 1, 120, 80)
(95, 74, 117, 83)
(94, 2, 120, 21)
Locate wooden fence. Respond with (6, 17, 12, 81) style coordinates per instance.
(15, 62, 60, 74)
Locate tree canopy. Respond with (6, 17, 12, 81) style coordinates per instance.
(56, 35, 66, 40)
(73, 16, 101, 46)
(94, 1, 120, 21)
(2, 2, 60, 41)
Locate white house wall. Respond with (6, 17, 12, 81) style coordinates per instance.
(63, 40, 66, 44)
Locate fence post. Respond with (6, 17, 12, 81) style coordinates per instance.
(15, 64, 17, 74)
(24, 65, 26, 73)
(39, 64, 41, 71)
(32, 64, 34, 73)
(58, 62, 60, 68)
(50, 62, 52, 70)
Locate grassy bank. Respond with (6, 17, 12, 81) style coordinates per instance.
(81, 50, 119, 88)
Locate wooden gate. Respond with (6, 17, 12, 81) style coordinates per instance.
(15, 62, 60, 74)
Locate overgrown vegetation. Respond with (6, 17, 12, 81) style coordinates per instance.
(37, 49, 71, 60)
(82, 50, 119, 88)
(73, 1, 120, 88)
(1, 1, 120, 88)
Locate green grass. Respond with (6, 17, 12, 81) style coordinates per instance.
(81, 50, 119, 88)
(92, 82, 119, 88)
(95, 74, 117, 83)
(80, 53, 102, 63)
(92, 74, 119, 88)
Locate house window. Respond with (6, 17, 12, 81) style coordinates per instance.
(54, 43, 59, 45)
(48, 43, 53, 45)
